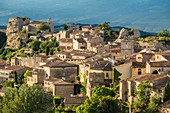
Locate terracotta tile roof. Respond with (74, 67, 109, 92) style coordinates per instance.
(90, 60, 112, 71)
(74, 38, 86, 43)
(59, 38, 73, 43)
(150, 61, 170, 67)
(132, 62, 146, 68)
(127, 74, 169, 83)
(44, 78, 72, 85)
(0, 66, 29, 72)
(141, 53, 154, 62)
(44, 60, 77, 68)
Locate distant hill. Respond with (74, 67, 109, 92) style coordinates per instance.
(112, 26, 157, 36)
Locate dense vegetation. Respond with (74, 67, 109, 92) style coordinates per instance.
(76, 86, 128, 113)
(98, 22, 119, 41)
(133, 81, 161, 113)
(0, 37, 59, 63)
(0, 84, 54, 113)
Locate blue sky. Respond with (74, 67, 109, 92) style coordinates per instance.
(0, 0, 170, 32)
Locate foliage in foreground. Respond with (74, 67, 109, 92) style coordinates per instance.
(163, 80, 170, 102)
(0, 84, 54, 113)
(133, 81, 161, 113)
(76, 86, 127, 113)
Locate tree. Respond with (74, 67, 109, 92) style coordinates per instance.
(29, 40, 41, 51)
(98, 96, 122, 113)
(157, 29, 170, 37)
(133, 81, 160, 113)
(23, 70, 32, 82)
(38, 23, 50, 31)
(12, 71, 18, 84)
(163, 81, 170, 102)
(0, 84, 54, 113)
(98, 22, 111, 31)
(112, 68, 121, 84)
(76, 86, 125, 113)
(45, 46, 50, 56)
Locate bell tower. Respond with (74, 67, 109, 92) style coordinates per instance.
(121, 36, 134, 57)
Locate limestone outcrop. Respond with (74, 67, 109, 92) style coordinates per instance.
(118, 28, 129, 39)
(6, 17, 30, 49)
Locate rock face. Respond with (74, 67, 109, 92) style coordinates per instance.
(118, 28, 129, 39)
(115, 28, 129, 42)
(133, 29, 140, 38)
(6, 17, 30, 49)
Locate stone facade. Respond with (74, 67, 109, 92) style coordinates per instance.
(43, 61, 78, 82)
(119, 74, 170, 104)
(121, 37, 134, 57)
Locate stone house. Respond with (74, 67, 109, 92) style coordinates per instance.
(73, 38, 87, 51)
(43, 77, 78, 97)
(79, 60, 113, 84)
(64, 96, 86, 108)
(82, 26, 92, 32)
(59, 38, 73, 51)
(43, 77, 85, 108)
(23, 18, 54, 34)
(11, 55, 49, 68)
(132, 62, 146, 77)
(0, 66, 30, 82)
(54, 30, 73, 41)
(132, 61, 170, 77)
(151, 50, 170, 62)
(146, 61, 170, 74)
(56, 51, 71, 61)
(135, 52, 154, 62)
(43, 60, 78, 83)
(114, 62, 132, 80)
(119, 74, 170, 104)
(86, 72, 105, 97)
(27, 69, 45, 86)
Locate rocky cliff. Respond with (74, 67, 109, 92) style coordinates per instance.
(6, 17, 30, 49)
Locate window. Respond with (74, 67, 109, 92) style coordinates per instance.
(106, 73, 109, 78)
(138, 69, 142, 75)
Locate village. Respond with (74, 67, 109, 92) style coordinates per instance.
(0, 17, 170, 113)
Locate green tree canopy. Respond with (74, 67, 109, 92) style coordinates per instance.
(133, 81, 161, 113)
(157, 29, 170, 37)
(29, 40, 41, 51)
(163, 80, 170, 102)
(76, 86, 125, 113)
(98, 22, 111, 31)
(38, 23, 50, 31)
(0, 84, 54, 113)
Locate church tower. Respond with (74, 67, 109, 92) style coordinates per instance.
(121, 36, 134, 57)
(47, 18, 54, 33)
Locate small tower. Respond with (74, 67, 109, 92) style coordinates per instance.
(47, 18, 54, 33)
(121, 36, 134, 57)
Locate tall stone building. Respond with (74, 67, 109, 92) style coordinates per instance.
(121, 36, 134, 57)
